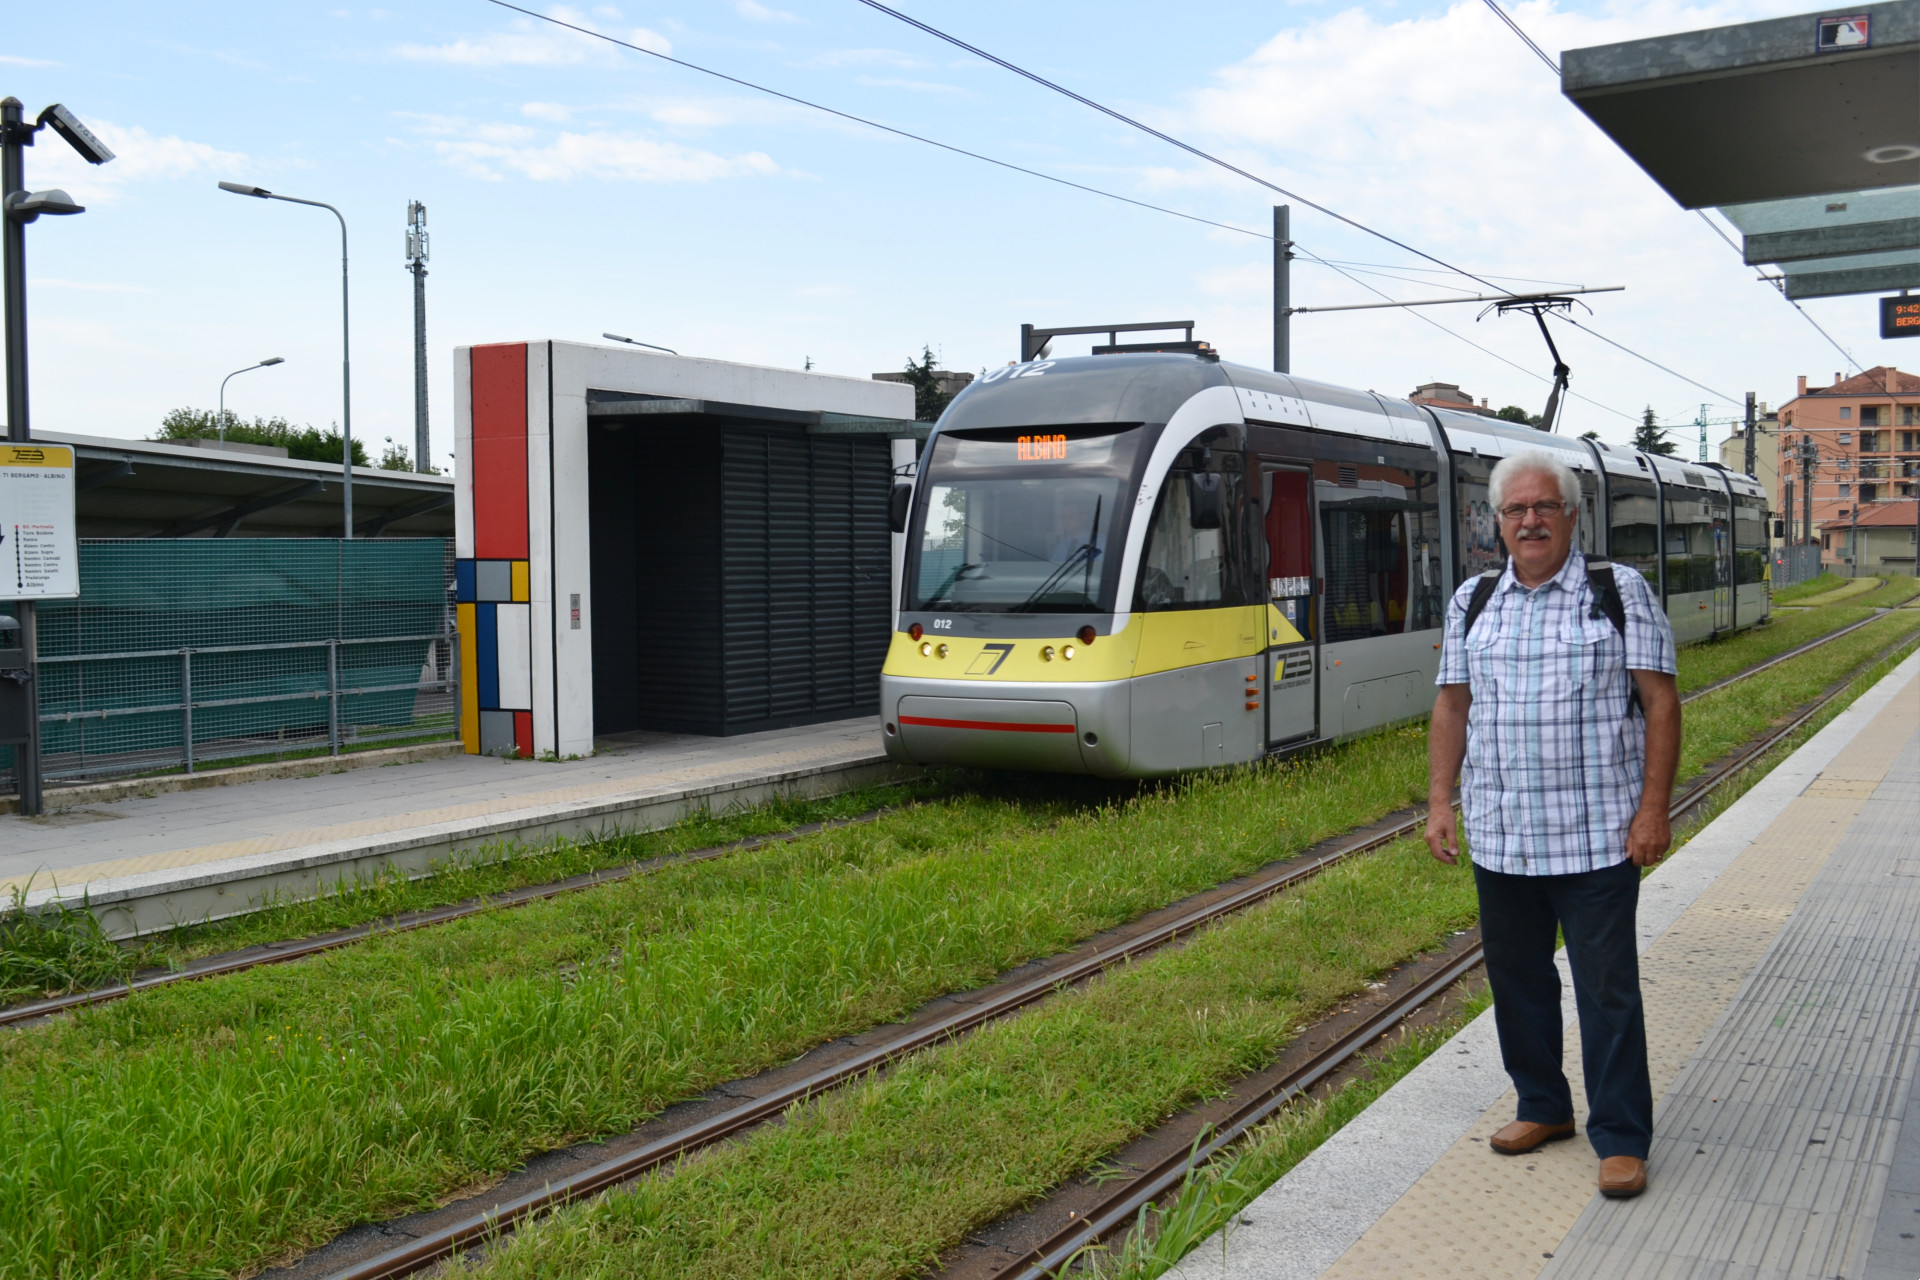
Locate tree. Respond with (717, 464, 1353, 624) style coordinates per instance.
(1633, 407, 1678, 456)
(901, 346, 956, 423)
(1579, 428, 1601, 441)
(155, 407, 369, 466)
(1494, 405, 1542, 427)
(378, 438, 428, 472)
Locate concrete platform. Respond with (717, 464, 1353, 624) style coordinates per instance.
(0, 717, 905, 939)
(1177, 647, 1920, 1280)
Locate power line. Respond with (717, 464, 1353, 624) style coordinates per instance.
(483, 0, 1275, 242)
(1480, 0, 1561, 74)
(1317, 259, 1584, 289)
(851, 0, 1501, 292)
(1696, 210, 1862, 375)
(1548, 313, 1741, 406)
(1293, 246, 1638, 422)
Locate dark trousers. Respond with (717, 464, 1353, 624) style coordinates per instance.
(1474, 859, 1653, 1160)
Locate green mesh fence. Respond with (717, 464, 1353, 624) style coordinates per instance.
(2, 539, 454, 789)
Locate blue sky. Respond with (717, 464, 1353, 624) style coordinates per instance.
(5, 0, 1906, 468)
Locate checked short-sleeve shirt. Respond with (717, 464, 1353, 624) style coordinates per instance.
(1436, 551, 1677, 876)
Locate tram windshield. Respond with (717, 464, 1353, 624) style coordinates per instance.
(908, 424, 1144, 613)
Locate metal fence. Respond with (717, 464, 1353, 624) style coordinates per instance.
(1772, 543, 1825, 591)
(3, 538, 456, 790)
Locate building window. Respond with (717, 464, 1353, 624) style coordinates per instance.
(1899, 482, 1915, 498)
(1838, 455, 1851, 470)
(1839, 431, 1852, 444)
(1902, 406, 1918, 426)
(1840, 483, 1851, 497)
(1862, 430, 1884, 452)
(1840, 407, 1852, 420)
(1861, 483, 1879, 503)
(1862, 406, 1882, 427)
(1902, 431, 1918, 450)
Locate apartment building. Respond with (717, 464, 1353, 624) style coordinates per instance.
(1776, 367, 1920, 566)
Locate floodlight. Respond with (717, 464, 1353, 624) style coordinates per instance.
(6, 189, 85, 222)
(37, 105, 114, 165)
(219, 181, 272, 198)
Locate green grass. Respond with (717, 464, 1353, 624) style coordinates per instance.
(1771, 572, 1847, 603)
(0, 731, 1433, 1280)
(1862, 575, 1920, 608)
(465, 833, 1483, 1280)
(1673, 599, 1878, 694)
(1781, 576, 1884, 607)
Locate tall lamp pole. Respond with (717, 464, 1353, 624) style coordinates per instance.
(218, 181, 355, 537)
(3, 97, 114, 816)
(406, 201, 429, 473)
(218, 356, 284, 443)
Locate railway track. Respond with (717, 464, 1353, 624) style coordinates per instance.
(309, 623, 1920, 1280)
(2, 605, 1890, 1033)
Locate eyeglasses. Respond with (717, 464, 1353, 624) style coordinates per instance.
(1497, 501, 1571, 521)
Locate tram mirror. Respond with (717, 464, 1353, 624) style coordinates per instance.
(1187, 472, 1223, 529)
(888, 483, 914, 534)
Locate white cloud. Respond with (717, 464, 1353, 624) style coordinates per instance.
(807, 47, 925, 69)
(431, 127, 782, 183)
(393, 6, 668, 66)
(0, 54, 59, 67)
(737, 0, 801, 21)
(522, 101, 574, 123)
(29, 121, 248, 203)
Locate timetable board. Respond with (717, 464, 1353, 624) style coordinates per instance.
(0, 443, 79, 600)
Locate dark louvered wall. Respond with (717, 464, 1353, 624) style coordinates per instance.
(591, 420, 890, 738)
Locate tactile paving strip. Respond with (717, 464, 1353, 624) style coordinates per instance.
(1316, 675, 1919, 1280)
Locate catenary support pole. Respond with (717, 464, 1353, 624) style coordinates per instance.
(408, 201, 429, 473)
(2, 96, 43, 816)
(1743, 391, 1756, 478)
(1802, 441, 1814, 556)
(1273, 205, 1291, 374)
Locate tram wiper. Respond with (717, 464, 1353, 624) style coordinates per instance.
(925, 562, 982, 605)
(1014, 496, 1103, 612)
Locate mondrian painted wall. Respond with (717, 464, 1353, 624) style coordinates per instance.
(455, 342, 535, 756)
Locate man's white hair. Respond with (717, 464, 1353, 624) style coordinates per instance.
(1488, 450, 1581, 512)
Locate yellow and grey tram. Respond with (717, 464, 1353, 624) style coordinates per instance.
(879, 352, 1770, 777)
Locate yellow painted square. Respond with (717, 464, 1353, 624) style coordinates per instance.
(457, 602, 480, 753)
(511, 560, 530, 603)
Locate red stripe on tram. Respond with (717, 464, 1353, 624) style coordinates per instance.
(899, 715, 1077, 734)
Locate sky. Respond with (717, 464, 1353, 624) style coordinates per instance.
(4, 0, 1910, 471)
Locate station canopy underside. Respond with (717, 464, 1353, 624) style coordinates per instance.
(1562, 0, 1919, 298)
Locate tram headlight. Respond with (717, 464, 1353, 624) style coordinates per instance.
(919, 641, 932, 657)
(1040, 645, 1055, 661)
(936, 643, 949, 659)
(1061, 644, 1076, 660)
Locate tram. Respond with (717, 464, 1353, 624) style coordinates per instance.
(878, 351, 1769, 777)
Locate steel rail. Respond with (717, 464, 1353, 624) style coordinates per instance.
(0, 811, 900, 1029)
(0, 610, 1893, 1032)
(998, 623, 1920, 1280)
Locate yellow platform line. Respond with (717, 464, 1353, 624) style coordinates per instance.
(1320, 675, 1920, 1280)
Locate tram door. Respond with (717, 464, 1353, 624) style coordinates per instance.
(1710, 489, 1733, 634)
(1263, 466, 1318, 744)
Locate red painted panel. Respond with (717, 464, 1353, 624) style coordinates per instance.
(514, 710, 534, 758)
(472, 343, 529, 560)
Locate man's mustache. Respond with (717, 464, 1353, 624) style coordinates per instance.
(1515, 528, 1553, 540)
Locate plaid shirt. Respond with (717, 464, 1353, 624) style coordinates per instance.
(1436, 551, 1677, 876)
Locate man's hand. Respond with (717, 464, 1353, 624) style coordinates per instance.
(1426, 803, 1461, 865)
(1626, 807, 1671, 868)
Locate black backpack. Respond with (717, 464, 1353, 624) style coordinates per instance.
(1461, 556, 1641, 717)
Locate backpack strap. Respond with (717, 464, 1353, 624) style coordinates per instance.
(1461, 568, 1502, 636)
(1583, 557, 1643, 719)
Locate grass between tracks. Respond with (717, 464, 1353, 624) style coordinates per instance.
(433, 614, 1920, 1280)
(1769, 571, 1848, 604)
(0, 730, 1433, 1280)
(2, 606, 1916, 1280)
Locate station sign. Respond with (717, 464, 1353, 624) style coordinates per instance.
(1881, 295, 1920, 340)
(0, 443, 79, 599)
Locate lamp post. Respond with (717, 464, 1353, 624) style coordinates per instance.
(3, 97, 114, 817)
(217, 356, 284, 444)
(218, 181, 356, 537)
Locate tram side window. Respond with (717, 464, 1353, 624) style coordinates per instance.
(1608, 478, 1661, 593)
(1140, 471, 1231, 608)
(1665, 489, 1717, 594)
(1454, 458, 1503, 579)
(1317, 461, 1442, 642)
(1733, 496, 1766, 586)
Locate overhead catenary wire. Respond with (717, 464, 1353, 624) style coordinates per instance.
(1481, 0, 1561, 74)
(850, 0, 1502, 292)
(1695, 210, 1863, 375)
(482, 0, 1273, 242)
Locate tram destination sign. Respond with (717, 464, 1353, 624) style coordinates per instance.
(0, 443, 80, 599)
(1882, 295, 1920, 340)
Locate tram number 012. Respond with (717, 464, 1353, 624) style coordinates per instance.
(1017, 434, 1068, 461)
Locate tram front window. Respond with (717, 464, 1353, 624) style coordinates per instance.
(909, 425, 1142, 613)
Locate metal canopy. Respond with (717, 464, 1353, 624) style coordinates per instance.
(1562, 1, 1920, 298)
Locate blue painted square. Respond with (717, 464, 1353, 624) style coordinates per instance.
(454, 559, 476, 603)
(477, 602, 499, 709)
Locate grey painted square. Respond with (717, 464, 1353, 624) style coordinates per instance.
(479, 710, 517, 756)
(475, 560, 514, 603)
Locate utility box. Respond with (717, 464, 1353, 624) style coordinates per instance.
(0, 616, 30, 747)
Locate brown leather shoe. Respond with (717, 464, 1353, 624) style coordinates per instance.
(1489, 1119, 1576, 1154)
(1598, 1155, 1648, 1198)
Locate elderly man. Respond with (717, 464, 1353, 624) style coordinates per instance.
(1426, 449, 1680, 1200)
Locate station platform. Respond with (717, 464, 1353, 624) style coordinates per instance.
(0, 717, 903, 939)
(1179, 647, 1920, 1280)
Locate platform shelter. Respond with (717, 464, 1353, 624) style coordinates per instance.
(452, 341, 917, 759)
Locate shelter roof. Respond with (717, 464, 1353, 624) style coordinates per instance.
(38, 431, 454, 540)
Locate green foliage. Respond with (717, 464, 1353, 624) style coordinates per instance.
(0, 890, 134, 1006)
(901, 346, 956, 422)
(1770, 572, 1845, 603)
(1494, 405, 1540, 426)
(1634, 406, 1678, 456)
(155, 407, 369, 467)
(376, 437, 435, 472)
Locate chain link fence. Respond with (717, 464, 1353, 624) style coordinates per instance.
(1772, 543, 1825, 590)
(3, 539, 455, 791)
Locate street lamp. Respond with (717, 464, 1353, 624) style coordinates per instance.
(603, 332, 678, 355)
(218, 356, 284, 444)
(3, 97, 114, 818)
(218, 180, 356, 537)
